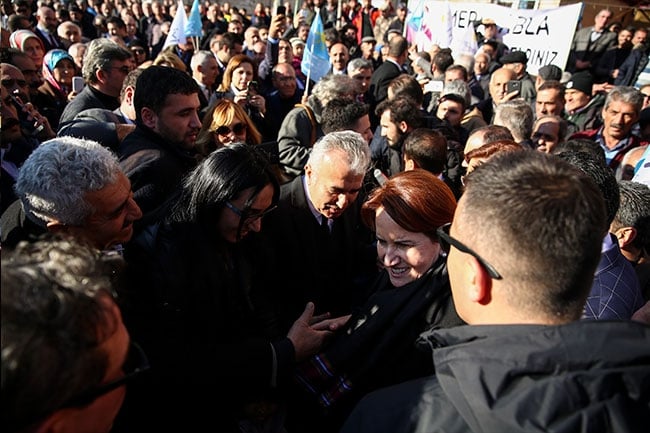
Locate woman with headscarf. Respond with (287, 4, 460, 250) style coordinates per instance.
(33, 49, 77, 129)
(9, 29, 46, 69)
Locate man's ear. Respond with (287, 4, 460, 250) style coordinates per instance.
(95, 68, 108, 85)
(466, 255, 492, 306)
(398, 121, 408, 133)
(404, 158, 415, 171)
(140, 106, 157, 129)
(613, 227, 637, 248)
(124, 85, 135, 105)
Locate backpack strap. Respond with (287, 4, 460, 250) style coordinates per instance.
(295, 103, 317, 146)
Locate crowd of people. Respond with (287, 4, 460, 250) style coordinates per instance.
(2, 1, 650, 433)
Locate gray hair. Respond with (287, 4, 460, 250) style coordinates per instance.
(190, 50, 215, 71)
(494, 99, 534, 143)
(82, 38, 132, 84)
(15, 136, 121, 227)
(312, 74, 360, 106)
(605, 86, 644, 113)
(443, 79, 471, 107)
(308, 131, 371, 177)
(347, 57, 373, 74)
(612, 180, 650, 250)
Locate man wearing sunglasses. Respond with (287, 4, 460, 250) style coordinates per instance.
(2, 236, 150, 433)
(341, 151, 650, 433)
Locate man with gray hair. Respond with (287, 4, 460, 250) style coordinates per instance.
(190, 49, 220, 115)
(493, 98, 535, 149)
(570, 86, 649, 175)
(58, 38, 134, 126)
(265, 131, 377, 330)
(1, 136, 142, 251)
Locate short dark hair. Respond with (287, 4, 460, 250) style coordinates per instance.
(433, 49, 454, 72)
(375, 96, 424, 129)
(134, 66, 199, 123)
(321, 100, 369, 134)
(462, 151, 607, 321)
(402, 128, 448, 175)
(387, 74, 424, 106)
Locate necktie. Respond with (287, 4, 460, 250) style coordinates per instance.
(320, 216, 330, 236)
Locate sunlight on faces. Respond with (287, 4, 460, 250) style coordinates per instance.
(22, 37, 45, 68)
(353, 114, 373, 144)
(146, 93, 201, 149)
(305, 150, 364, 220)
(232, 62, 253, 91)
(535, 88, 564, 117)
(564, 88, 590, 113)
(603, 100, 639, 140)
(349, 67, 372, 92)
(436, 99, 464, 127)
(375, 206, 442, 287)
(219, 184, 275, 243)
(533, 118, 561, 153)
(489, 68, 515, 104)
(53, 58, 75, 88)
(71, 172, 142, 250)
(380, 109, 404, 147)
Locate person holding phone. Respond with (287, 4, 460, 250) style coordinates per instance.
(215, 54, 272, 141)
(499, 50, 536, 105)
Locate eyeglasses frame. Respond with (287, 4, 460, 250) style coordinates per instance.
(436, 223, 503, 280)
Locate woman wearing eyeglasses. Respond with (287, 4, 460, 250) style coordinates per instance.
(120, 144, 343, 433)
(289, 169, 465, 433)
(32, 49, 77, 130)
(215, 54, 273, 141)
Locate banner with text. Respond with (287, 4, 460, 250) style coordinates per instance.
(408, 1, 583, 76)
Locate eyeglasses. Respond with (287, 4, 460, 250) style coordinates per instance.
(1, 78, 27, 88)
(215, 122, 247, 136)
(436, 223, 502, 280)
(61, 341, 150, 408)
(225, 201, 277, 224)
(642, 93, 650, 100)
(106, 65, 132, 74)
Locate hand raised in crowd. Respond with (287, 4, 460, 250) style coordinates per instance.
(287, 302, 339, 362)
(14, 95, 55, 140)
(269, 13, 285, 39)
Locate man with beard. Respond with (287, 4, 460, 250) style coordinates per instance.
(374, 96, 423, 177)
(117, 66, 201, 232)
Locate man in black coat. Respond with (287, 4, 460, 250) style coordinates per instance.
(117, 66, 202, 232)
(58, 38, 133, 126)
(341, 151, 650, 433)
(368, 34, 408, 129)
(264, 131, 379, 331)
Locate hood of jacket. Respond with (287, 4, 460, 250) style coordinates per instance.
(418, 321, 650, 433)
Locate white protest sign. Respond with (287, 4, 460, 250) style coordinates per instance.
(410, 1, 583, 76)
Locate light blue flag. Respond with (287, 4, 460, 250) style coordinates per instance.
(186, 0, 202, 37)
(301, 12, 330, 83)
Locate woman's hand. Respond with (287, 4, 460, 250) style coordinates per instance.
(248, 94, 266, 115)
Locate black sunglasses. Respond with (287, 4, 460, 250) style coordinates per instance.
(215, 122, 246, 136)
(436, 223, 502, 279)
(225, 201, 277, 223)
(61, 341, 150, 409)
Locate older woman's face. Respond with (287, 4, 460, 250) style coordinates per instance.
(22, 38, 45, 68)
(232, 62, 253, 91)
(375, 205, 442, 287)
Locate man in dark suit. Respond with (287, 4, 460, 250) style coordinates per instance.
(33, 5, 64, 51)
(58, 38, 133, 127)
(568, 9, 616, 74)
(368, 34, 408, 129)
(264, 131, 379, 331)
